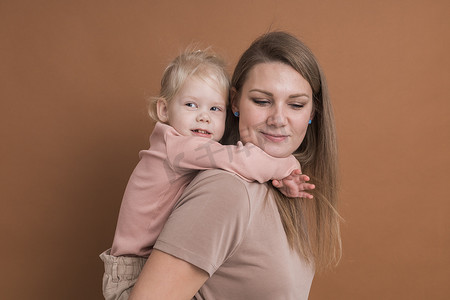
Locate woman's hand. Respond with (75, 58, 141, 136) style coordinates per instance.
(272, 169, 315, 198)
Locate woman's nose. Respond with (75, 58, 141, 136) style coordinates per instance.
(196, 111, 211, 123)
(267, 106, 287, 127)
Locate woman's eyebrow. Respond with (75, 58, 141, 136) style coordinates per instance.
(249, 89, 273, 96)
(289, 93, 310, 99)
(250, 89, 310, 99)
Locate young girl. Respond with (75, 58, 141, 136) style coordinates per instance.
(100, 49, 314, 300)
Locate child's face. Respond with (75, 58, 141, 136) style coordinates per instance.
(160, 76, 227, 141)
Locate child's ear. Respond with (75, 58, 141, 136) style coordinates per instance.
(230, 87, 239, 114)
(156, 98, 169, 123)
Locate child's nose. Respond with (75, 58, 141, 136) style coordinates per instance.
(196, 111, 211, 123)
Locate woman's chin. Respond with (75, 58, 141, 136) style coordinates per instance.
(258, 144, 293, 158)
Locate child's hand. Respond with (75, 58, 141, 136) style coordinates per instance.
(272, 169, 315, 199)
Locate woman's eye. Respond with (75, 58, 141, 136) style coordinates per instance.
(210, 106, 222, 112)
(252, 98, 270, 106)
(289, 103, 304, 110)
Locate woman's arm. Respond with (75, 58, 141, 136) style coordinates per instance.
(129, 249, 208, 300)
(130, 170, 252, 299)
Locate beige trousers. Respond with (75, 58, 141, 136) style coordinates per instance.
(99, 249, 147, 300)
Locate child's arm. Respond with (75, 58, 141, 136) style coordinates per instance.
(165, 134, 299, 183)
(272, 170, 316, 199)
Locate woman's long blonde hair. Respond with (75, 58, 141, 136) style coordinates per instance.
(223, 31, 341, 271)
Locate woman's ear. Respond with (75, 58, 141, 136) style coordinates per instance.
(156, 98, 169, 123)
(230, 87, 239, 114)
(309, 105, 316, 122)
(309, 110, 315, 122)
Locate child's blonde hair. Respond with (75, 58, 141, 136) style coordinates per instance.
(149, 48, 230, 122)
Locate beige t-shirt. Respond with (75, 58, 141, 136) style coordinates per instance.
(154, 169, 314, 300)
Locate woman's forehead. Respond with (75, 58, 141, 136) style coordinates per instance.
(243, 62, 312, 96)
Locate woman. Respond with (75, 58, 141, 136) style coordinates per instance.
(130, 31, 341, 300)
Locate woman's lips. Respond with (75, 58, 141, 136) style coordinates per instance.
(261, 132, 288, 143)
(191, 129, 212, 138)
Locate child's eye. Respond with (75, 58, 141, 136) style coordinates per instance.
(210, 106, 223, 112)
(185, 102, 197, 108)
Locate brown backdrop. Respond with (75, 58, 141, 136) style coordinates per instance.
(1, 0, 449, 299)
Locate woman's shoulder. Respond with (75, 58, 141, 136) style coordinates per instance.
(192, 169, 247, 184)
(156, 170, 262, 276)
(189, 169, 268, 197)
(174, 169, 269, 213)
(179, 169, 250, 205)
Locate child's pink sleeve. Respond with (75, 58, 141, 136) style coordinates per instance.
(165, 133, 300, 183)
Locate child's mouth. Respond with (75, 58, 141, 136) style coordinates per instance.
(191, 129, 212, 137)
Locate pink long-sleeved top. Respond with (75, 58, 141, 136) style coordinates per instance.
(111, 122, 300, 257)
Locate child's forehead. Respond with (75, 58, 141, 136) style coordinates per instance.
(173, 76, 227, 105)
(192, 65, 228, 91)
(185, 75, 228, 99)
(192, 72, 225, 88)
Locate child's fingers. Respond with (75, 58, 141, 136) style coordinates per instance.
(288, 169, 302, 177)
(300, 183, 315, 190)
(272, 180, 282, 188)
(293, 169, 302, 175)
(299, 174, 310, 181)
(298, 192, 314, 199)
